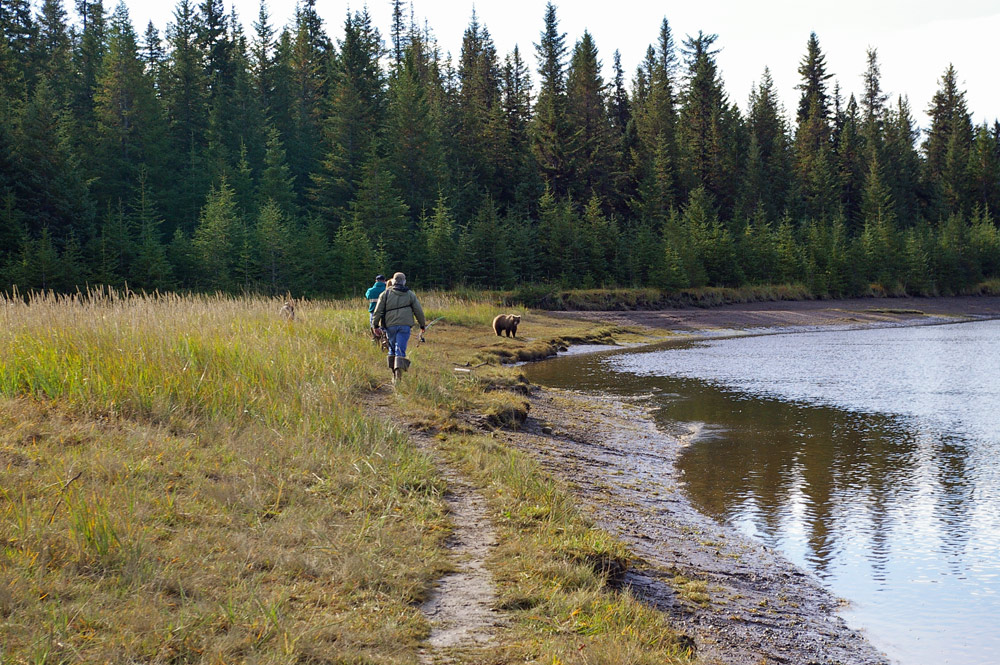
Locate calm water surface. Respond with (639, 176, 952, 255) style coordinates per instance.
(525, 319, 1000, 665)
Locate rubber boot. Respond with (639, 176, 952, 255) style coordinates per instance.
(393, 356, 409, 384)
(387, 355, 396, 381)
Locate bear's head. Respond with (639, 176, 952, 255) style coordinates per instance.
(512, 315, 521, 324)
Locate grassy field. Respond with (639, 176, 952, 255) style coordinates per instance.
(0, 290, 693, 664)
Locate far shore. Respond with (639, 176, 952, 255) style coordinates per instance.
(545, 294, 1000, 334)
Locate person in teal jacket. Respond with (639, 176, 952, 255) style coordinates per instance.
(365, 274, 386, 328)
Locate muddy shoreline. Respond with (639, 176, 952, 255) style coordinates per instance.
(512, 298, 1000, 664)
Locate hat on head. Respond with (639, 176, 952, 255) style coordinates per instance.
(375, 274, 385, 281)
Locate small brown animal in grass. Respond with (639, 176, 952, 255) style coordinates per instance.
(492, 314, 521, 338)
(279, 301, 295, 321)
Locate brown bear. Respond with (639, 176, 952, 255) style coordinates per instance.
(492, 314, 521, 338)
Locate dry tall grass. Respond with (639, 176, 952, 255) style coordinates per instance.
(0, 289, 448, 663)
(1, 289, 694, 665)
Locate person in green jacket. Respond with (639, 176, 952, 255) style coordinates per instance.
(372, 272, 426, 383)
(365, 274, 387, 330)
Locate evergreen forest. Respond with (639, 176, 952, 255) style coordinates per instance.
(3, 0, 1000, 298)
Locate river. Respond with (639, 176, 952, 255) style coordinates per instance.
(524, 319, 1000, 665)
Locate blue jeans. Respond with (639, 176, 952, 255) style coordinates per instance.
(385, 325, 411, 358)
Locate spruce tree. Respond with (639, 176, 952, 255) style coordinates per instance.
(421, 193, 458, 288)
(531, 2, 574, 197)
(93, 1, 166, 208)
(794, 33, 837, 221)
(14, 78, 95, 240)
(348, 152, 410, 267)
(192, 176, 240, 289)
(969, 122, 1000, 214)
(742, 68, 792, 221)
(459, 196, 513, 287)
(257, 126, 297, 216)
(923, 65, 973, 218)
(836, 95, 865, 230)
(883, 96, 922, 226)
(311, 9, 385, 227)
(499, 45, 539, 214)
(35, 0, 74, 106)
(254, 198, 292, 293)
(163, 0, 208, 229)
(566, 31, 613, 204)
(131, 168, 173, 291)
(678, 31, 735, 214)
(455, 12, 502, 215)
(385, 40, 445, 221)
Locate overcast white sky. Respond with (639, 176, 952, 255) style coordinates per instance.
(115, 0, 1000, 133)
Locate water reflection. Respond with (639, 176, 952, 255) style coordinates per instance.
(525, 320, 1000, 665)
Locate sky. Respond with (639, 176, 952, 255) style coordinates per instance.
(114, 0, 1000, 133)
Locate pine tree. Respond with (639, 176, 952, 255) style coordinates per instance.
(742, 68, 792, 220)
(566, 31, 613, 204)
(678, 31, 735, 213)
(924, 65, 973, 218)
(254, 198, 292, 293)
(969, 122, 1000, 214)
(14, 78, 95, 240)
(311, 9, 385, 227)
(883, 96, 922, 226)
(348, 152, 410, 267)
(131, 168, 173, 290)
(162, 0, 208, 229)
(499, 45, 539, 214)
(421, 193, 458, 288)
(93, 1, 166, 207)
(257, 126, 297, 216)
(192, 176, 241, 289)
(35, 0, 73, 106)
(531, 2, 574, 197)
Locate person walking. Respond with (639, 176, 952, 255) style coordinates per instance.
(365, 274, 387, 335)
(372, 272, 426, 383)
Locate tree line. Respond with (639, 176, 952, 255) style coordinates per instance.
(2, 0, 1000, 297)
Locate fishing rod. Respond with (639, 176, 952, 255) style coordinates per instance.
(420, 316, 445, 343)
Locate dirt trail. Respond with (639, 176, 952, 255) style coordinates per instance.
(417, 447, 505, 663)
